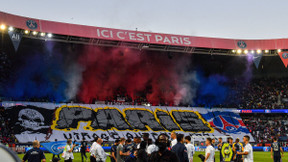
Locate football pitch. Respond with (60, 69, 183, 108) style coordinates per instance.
(18, 151, 286, 162)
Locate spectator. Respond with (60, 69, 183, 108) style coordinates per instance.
(52, 139, 60, 160)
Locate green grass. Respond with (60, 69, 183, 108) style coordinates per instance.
(18, 151, 287, 162)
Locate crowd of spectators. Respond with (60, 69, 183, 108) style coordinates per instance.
(2, 77, 288, 109)
(241, 114, 288, 145)
(235, 78, 288, 109)
(0, 106, 17, 145)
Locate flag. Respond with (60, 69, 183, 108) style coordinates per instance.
(41, 141, 81, 155)
(252, 52, 263, 69)
(278, 52, 288, 68)
(41, 141, 67, 155)
(8, 31, 23, 52)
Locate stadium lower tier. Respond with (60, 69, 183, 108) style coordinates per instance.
(0, 101, 287, 147)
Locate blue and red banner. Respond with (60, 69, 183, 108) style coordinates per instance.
(201, 111, 250, 134)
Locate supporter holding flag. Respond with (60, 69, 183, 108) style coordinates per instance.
(271, 137, 284, 162)
(149, 134, 179, 162)
(62, 139, 76, 162)
(22, 140, 46, 162)
(172, 134, 189, 162)
(52, 139, 60, 161)
(204, 137, 215, 162)
(185, 136, 195, 162)
(237, 136, 253, 162)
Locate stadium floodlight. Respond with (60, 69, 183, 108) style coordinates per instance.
(24, 30, 29, 34)
(244, 50, 248, 54)
(8, 26, 14, 31)
(257, 49, 261, 54)
(47, 33, 53, 38)
(237, 49, 242, 54)
(265, 50, 269, 53)
(232, 50, 236, 53)
(277, 49, 282, 53)
(40, 32, 45, 37)
(32, 31, 38, 35)
(0, 24, 6, 30)
(251, 50, 255, 54)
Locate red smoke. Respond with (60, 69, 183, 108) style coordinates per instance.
(78, 46, 189, 105)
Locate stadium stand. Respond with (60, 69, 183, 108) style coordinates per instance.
(0, 106, 17, 145)
(241, 114, 288, 146)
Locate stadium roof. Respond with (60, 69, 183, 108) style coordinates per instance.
(0, 11, 288, 55)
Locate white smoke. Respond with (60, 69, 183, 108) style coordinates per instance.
(174, 71, 199, 105)
(64, 63, 84, 100)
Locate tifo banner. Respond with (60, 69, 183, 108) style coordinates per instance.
(1, 101, 253, 143)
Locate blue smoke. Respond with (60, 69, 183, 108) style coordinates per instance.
(1, 52, 67, 102)
(194, 73, 230, 106)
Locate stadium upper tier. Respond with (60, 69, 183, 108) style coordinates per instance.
(0, 11, 288, 55)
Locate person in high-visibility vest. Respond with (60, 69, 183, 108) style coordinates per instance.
(221, 137, 233, 162)
(62, 139, 76, 162)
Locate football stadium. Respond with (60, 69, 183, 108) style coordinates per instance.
(0, 3, 288, 162)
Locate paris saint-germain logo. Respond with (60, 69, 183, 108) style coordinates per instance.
(282, 52, 288, 59)
(203, 112, 250, 134)
(237, 40, 247, 49)
(26, 20, 38, 30)
(51, 143, 65, 154)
